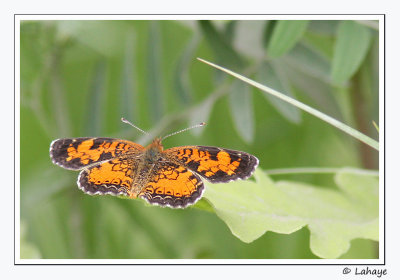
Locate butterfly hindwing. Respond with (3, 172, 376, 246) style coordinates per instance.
(139, 161, 204, 208)
(77, 157, 137, 196)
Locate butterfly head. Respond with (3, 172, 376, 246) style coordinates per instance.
(147, 137, 163, 152)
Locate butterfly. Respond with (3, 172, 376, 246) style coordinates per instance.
(49, 119, 258, 208)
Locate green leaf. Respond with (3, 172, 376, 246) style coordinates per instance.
(284, 43, 331, 82)
(191, 198, 215, 212)
(331, 21, 372, 85)
(222, 20, 236, 43)
(283, 64, 340, 120)
(198, 20, 244, 70)
(257, 62, 301, 123)
(204, 168, 378, 258)
(267, 20, 309, 58)
(372, 121, 379, 132)
(228, 80, 255, 143)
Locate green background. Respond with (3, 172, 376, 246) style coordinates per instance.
(20, 20, 379, 259)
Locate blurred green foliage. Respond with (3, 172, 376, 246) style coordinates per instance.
(20, 20, 379, 259)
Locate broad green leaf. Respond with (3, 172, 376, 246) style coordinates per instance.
(257, 62, 301, 123)
(204, 170, 305, 243)
(147, 21, 164, 122)
(198, 20, 244, 70)
(191, 198, 215, 212)
(267, 20, 309, 58)
(204, 168, 378, 258)
(228, 80, 255, 143)
(331, 21, 372, 85)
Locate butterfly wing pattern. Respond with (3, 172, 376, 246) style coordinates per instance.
(139, 161, 204, 208)
(77, 157, 137, 197)
(164, 146, 259, 183)
(135, 145, 258, 208)
(50, 137, 258, 208)
(50, 138, 144, 170)
(50, 138, 143, 197)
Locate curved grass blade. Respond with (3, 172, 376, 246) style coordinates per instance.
(197, 58, 379, 151)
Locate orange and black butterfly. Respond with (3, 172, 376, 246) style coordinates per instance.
(49, 119, 258, 208)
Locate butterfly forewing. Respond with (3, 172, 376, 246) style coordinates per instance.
(164, 146, 259, 183)
(50, 138, 144, 170)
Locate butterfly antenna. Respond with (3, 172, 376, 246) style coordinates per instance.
(121, 117, 149, 135)
(162, 122, 206, 140)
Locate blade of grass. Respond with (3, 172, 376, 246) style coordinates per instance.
(85, 59, 107, 135)
(147, 21, 164, 122)
(372, 121, 379, 133)
(265, 167, 378, 176)
(119, 34, 136, 127)
(197, 58, 379, 151)
(173, 33, 199, 105)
